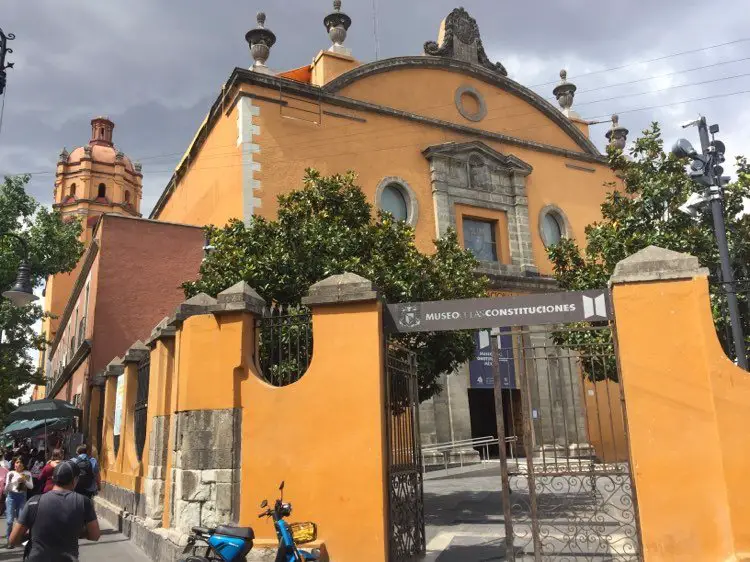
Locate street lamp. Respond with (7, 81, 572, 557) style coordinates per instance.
(672, 116, 747, 370)
(1, 232, 38, 307)
(0, 28, 15, 95)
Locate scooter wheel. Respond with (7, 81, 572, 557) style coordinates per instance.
(178, 557, 210, 562)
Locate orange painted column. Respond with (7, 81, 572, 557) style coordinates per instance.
(239, 272, 388, 562)
(611, 246, 750, 561)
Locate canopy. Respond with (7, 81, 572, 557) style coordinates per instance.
(1, 417, 73, 438)
(6, 399, 82, 422)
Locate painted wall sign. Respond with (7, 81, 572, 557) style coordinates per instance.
(113, 375, 124, 437)
(384, 290, 610, 333)
(469, 329, 516, 389)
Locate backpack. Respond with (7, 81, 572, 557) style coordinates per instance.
(73, 456, 94, 493)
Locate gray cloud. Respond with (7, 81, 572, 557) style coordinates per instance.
(1, 0, 749, 214)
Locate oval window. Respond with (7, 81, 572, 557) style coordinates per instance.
(542, 213, 563, 246)
(381, 185, 408, 222)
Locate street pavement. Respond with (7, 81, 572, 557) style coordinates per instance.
(0, 512, 151, 561)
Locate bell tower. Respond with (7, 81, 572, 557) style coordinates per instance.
(43, 116, 143, 343)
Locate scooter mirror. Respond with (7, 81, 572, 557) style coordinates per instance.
(279, 481, 285, 491)
(260, 500, 268, 508)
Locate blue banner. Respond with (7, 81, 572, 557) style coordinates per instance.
(469, 329, 516, 389)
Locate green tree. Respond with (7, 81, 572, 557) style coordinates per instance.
(0, 175, 84, 422)
(183, 169, 487, 400)
(549, 124, 750, 377)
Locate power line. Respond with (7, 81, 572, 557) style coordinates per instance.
(530, 37, 750, 87)
(576, 70, 750, 107)
(578, 55, 750, 94)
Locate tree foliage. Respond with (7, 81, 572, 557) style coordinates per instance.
(183, 169, 488, 400)
(0, 175, 84, 421)
(549, 124, 750, 373)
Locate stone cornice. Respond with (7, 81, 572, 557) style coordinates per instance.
(46, 340, 91, 398)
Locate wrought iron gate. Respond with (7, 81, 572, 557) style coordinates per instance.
(386, 344, 425, 562)
(495, 323, 642, 561)
(134, 356, 150, 460)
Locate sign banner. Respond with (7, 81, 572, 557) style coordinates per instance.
(469, 329, 516, 389)
(384, 290, 609, 333)
(113, 375, 124, 437)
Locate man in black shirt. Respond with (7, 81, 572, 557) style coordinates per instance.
(9, 460, 101, 560)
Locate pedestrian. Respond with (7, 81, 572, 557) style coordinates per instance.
(9, 460, 101, 560)
(29, 450, 46, 497)
(37, 449, 64, 494)
(0, 451, 10, 471)
(4, 457, 33, 547)
(70, 444, 100, 499)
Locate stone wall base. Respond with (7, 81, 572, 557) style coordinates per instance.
(95, 495, 285, 561)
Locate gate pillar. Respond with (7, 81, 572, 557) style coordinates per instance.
(611, 246, 750, 561)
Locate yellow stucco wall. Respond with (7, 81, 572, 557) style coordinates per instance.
(613, 272, 750, 561)
(155, 109, 242, 227)
(154, 64, 616, 276)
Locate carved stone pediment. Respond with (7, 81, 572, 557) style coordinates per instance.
(423, 141, 532, 191)
(424, 8, 507, 75)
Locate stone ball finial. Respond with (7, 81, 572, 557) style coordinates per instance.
(324, 0, 352, 52)
(606, 114, 629, 150)
(245, 11, 277, 71)
(58, 147, 69, 162)
(553, 68, 577, 113)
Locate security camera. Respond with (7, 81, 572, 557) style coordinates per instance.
(678, 192, 708, 218)
(672, 138, 698, 159)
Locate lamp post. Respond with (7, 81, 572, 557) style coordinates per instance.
(0, 28, 15, 95)
(672, 116, 748, 370)
(1, 232, 38, 307)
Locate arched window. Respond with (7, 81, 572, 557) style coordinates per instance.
(539, 206, 570, 248)
(69, 183, 76, 197)
(97, 183, 106, 198)
(124, 190, 131, 204)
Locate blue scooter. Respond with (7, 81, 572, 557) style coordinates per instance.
(180, 524, 255, 562)
(258, 481, 322, 562)
(179, 481, 322, 562)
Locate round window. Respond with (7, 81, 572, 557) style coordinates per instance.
(542, 213, 563, 247)
(380, 184, 408, 221)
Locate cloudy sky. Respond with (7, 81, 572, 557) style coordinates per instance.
(2, 0, 750, 216)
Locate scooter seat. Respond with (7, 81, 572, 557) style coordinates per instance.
(215, 525, 255, 540)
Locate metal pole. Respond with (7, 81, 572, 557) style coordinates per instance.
(696, 117, 748, 369)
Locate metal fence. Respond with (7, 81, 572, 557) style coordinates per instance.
(133, 356, 150, 460)
(256, 305, 313, 387)
(495, 324, 642, 561)
(386, 344, 425, 562)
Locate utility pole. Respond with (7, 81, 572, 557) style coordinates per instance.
(674, 117, 747, 369)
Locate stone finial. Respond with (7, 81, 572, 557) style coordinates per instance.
(166, 293, 218, 327)
(104, 357, 125, 378)
(610, 246, 709, 285)
(324, 0, 352, 55)
(245, 11, 277, 73)
(553, 69, 577, 115)
(123, 340, 150, 363)
(134, 162, 142, 173)
(115, 150, 125, 161)
(423, 7, 507, 76)
(58, 147, 69, 163)
(210, 281, 266, 315)
(83, 146, 92, 158)
(302, 272, 378, 306)
(145, 316, 177, 348)
(605, 114, 629, 151)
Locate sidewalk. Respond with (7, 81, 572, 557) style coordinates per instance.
(0, 514, 151, 561)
